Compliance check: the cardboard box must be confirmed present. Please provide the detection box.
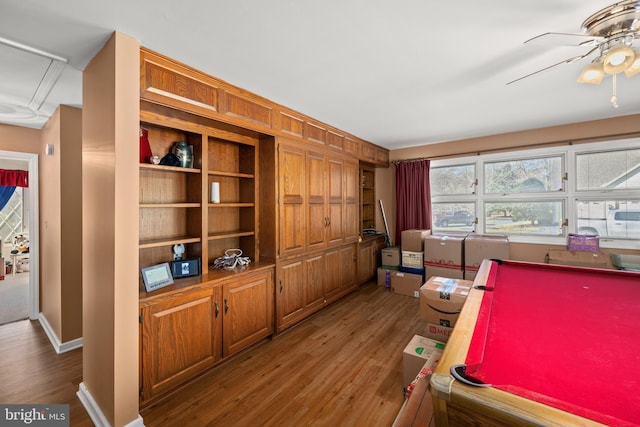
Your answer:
[377,267,397,287]
[546,249,614,269]
[426,323,454,343]
[391,271,423,298]
[399,265,425,278]
[381,247,401,267]
[424,235,465,272]
[420,277,472,327]
[402,251,424,268]
[610,253,640,271]
[402,335,445,386]
[401,229,431,252]
[425,265,465,280]
[464,234,509,280]
[567,233,599,252]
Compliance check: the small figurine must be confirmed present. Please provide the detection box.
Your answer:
[173,244,185,261]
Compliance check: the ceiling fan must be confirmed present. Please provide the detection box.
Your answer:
[507,0,640,108]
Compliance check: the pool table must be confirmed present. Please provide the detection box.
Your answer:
[430,258,640,427]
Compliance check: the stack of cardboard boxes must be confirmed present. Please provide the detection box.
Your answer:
[377,229,431,298]
[399,232,510,391]
[392,229,430,298]
[419,276,473,342]
[423,233,509,281]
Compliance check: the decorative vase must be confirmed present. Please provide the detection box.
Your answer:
[174,141,193,168]
[139,127,152,163]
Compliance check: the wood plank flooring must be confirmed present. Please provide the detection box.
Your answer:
[0,319,93,426]
[0,282,431,427]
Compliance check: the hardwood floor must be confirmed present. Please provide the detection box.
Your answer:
[0,282,430,427]
[0,319,93,426]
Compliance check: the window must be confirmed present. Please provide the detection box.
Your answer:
[430,164,476,233]
[485,200,564,236]
[430,164,475,196]
[0,187,24,244]
[430,138,640,247]
[484,156,563,193]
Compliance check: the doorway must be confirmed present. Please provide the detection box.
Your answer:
[0,151,38,325]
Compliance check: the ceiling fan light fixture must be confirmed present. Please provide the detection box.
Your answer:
[623,49,640,76]
[603,44,635,73]
[577,61,605,84]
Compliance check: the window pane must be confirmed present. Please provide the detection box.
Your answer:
[0,188,23,244]
[430,164,475,196]
[485,201,563,236]
[431,203,475,233]
[485,156,563,194]
[576,200,640,239]
[576,149,640,190]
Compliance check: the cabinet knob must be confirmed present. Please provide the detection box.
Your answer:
[214,301,219,318]
[224,298,229,314]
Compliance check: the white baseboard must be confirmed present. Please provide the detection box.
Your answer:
[77,383,145,427]
[37,312,83,354]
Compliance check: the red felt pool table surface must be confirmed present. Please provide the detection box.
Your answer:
[431,259,640,427]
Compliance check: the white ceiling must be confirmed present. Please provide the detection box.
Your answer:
[1,0,639,150]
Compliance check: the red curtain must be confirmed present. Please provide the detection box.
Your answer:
[0,169,28,187]
[395,159,431,246]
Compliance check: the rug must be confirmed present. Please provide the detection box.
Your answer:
[0,273,29,325]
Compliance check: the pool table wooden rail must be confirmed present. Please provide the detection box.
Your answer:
[430,259,606,427]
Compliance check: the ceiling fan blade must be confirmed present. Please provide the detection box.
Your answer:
[524,32,603,47]
[506,46,599,85]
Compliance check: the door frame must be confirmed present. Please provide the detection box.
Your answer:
[0,150,39,319]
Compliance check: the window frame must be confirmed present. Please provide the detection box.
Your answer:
[430,137,640,249]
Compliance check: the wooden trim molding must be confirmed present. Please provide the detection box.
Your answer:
[140,47,388,165]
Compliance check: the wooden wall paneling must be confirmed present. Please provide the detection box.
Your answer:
[222,91,273,128]
[376,147,390,167]
[327,130,344,151]
[360,142,376,163]
[278,111,305,139]
[140,49,219,116]
[344,137,360,157]
[141,48,389,166]
[305,121,327,145]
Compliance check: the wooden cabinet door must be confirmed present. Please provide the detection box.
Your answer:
[343,160,360,243]
[340,244,357,292]
[223,270,274,357]
[140,287,219,401]
[305,253,326,310]
[279,144,306,258]
[306,151,327,251]
[358,241,374,284]
[327,156,344,246]
[323,248,341,299]
[276,258,305,331]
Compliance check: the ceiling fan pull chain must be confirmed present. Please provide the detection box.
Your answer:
[610,73,619,109]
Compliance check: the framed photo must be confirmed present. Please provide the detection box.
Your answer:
[170,258,201,278]
[141,263,174,292]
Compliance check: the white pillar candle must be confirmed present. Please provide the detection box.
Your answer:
[210,182,220,203]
